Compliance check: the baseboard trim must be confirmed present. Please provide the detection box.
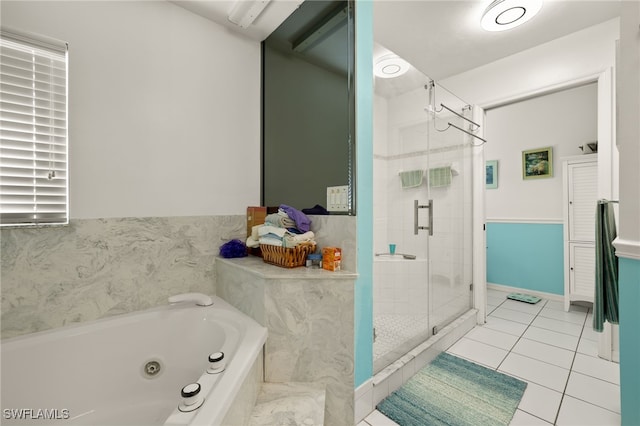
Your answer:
[355,378,373,399]
[354,378,374,424]
[487,282,564,302]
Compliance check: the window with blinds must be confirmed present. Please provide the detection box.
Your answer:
[0,31,68,226]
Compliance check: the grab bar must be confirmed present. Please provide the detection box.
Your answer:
[414,199,433,236]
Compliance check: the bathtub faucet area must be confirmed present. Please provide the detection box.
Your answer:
[168,292,213,306]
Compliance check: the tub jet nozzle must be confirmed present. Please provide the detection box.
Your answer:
[178,383,204,412]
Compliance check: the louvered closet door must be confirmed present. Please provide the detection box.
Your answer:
[569,242,596,300]
[568,162,598,242]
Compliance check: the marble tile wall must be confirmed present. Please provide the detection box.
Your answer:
[216,256,356,426]
[249,382,326,426]
[1,216,245,339]
[308,215,357,272]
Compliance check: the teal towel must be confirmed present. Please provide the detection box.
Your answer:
[429,166,452,187]
[593,200,619,332]
[399,170,423,189]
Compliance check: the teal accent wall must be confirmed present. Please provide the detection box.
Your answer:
[354,0,373,388]
[619,256,640,426]
[486,222,564,295]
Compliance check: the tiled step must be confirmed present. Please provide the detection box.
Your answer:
[248,382,326,426]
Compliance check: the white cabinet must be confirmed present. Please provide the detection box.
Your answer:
[563,156,597,311]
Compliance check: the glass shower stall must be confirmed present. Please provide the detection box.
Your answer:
[372,47,481,372]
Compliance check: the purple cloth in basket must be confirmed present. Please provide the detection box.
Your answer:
[279,204,311,233]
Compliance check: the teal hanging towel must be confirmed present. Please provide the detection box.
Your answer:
[593,200,619,332]
[428,166,452,188]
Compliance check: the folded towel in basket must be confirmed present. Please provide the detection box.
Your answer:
[265,212,296,229]
[259,236,284,247]
[258,225,287,238]
[246,235,260,248]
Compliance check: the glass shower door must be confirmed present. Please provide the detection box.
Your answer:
[371,47,477,373]
[424,88,474,334]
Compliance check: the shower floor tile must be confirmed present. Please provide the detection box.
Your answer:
[373,314,429,362]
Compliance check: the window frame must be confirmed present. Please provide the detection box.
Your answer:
[0,29,69,227]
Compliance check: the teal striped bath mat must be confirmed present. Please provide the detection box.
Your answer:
[377,352,527,426]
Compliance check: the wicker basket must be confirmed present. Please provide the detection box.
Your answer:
[260,242,316,268]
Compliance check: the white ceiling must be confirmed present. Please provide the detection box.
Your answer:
[169,0,304,41]
[373,0,621,81]
[172,0,622,90]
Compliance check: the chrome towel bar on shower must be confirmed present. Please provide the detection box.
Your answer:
[439,103,481,129]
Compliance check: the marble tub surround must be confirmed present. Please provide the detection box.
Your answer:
[222,348,264,426]
[1,215,245,339]
[249,382,326,426]
[216,256,356,426]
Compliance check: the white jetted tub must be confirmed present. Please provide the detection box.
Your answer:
[1,294,267,425]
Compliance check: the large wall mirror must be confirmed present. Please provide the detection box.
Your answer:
[262,0,355,214]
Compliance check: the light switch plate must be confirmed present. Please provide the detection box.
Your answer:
[327,185,349,212]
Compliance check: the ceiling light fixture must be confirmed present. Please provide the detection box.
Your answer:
[481,0,542,32]
[374,55,410,79]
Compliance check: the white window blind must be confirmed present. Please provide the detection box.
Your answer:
[0,31,68,226]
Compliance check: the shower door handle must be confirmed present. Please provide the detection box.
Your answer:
[414,199,433,236]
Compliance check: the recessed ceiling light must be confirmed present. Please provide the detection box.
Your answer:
[374,56,410,79]
[481,0,542,32]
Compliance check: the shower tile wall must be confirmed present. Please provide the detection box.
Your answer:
[429,145,473,277]
[373,259,429,316]
[373,95,390,254]
[0,216,245,339]
[373,94,473,310]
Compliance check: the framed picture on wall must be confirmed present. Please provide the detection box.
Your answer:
[522,147,553,179]
[486,160,498,189]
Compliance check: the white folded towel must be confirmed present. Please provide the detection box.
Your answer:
[246,236,260,248]
[265,212,296,229]
[251,225,261,241]
[257,225,315,248]
[259,236,283,247]
[258,225,287,238]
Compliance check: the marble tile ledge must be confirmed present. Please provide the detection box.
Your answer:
[216,256,358,280]
[248,382,326,426]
